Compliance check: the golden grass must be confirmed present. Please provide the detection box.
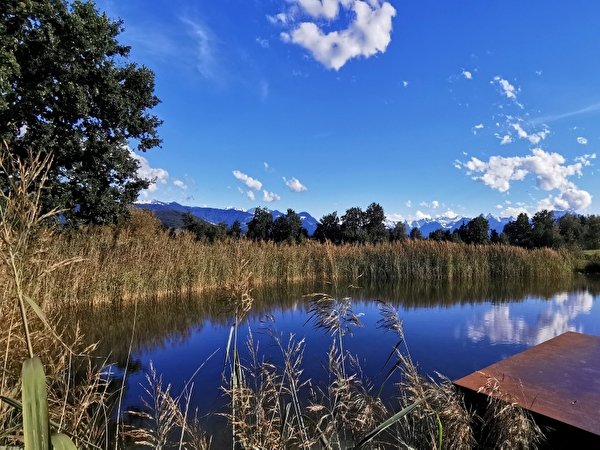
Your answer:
[30,208,577,307]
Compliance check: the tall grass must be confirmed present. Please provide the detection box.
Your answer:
[37,209,576,306]
[0,149,113,448]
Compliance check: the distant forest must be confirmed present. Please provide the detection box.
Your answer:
[162,203,600,250]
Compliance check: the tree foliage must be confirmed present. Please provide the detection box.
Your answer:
[314,211,341,244]
[1,0,162,226]
[246,207,273,242]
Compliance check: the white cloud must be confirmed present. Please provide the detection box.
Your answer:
[263,190,281,202]
[499,134,513,145]
[267,13,289,25]
[472,124,484,135]
[462,149,593,211]
[280,0,396,70]
[502,206,529,217]
[402,80,408,87]
[414,211,431,221]
[284,177,308,192]
[577,137,588,145]
[510,123,550,145]
[173,179,187,190]
[462,70,473,80]
[405,200,412,207]
[247,190,256,201]
[538,189,592,212]
[256,38,269,48]
[237,187,244,194]
[440,209,457,218]
[130,150,169,193]
[181,18,220,80]
[233,170,262,190]
[575,153,596,166]
[493,76,518,100]
[419,200,439,209]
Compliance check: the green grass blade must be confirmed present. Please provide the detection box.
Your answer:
[437,413,443,449]
[22,356,51,450]
[50,433,78,450]
[352,395,431,449]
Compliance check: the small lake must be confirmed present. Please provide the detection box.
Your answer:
[76,275,600,442]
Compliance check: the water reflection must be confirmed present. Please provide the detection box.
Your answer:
[467,291,594,346]
[64,275,600,369]
[59,274,600,442]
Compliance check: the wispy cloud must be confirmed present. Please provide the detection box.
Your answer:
[263,190,281,202]
[247,190,256,201]
[577,137,588,145]
[181,17,222,81]
[462,149,594,211]
[233,170,262,190]
[531,102,600,125]
[277,0,396,70]
[284,177,308,192]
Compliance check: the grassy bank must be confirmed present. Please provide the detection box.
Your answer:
[37,209,576,306]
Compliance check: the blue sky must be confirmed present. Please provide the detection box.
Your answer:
[95,0,599,222]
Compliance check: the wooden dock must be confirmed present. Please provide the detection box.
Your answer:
[454,331,600,437]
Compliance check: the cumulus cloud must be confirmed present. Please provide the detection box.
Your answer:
[577,137,588,145]
[462,70,473,79]
[502,206,529,217]
[414,211,431,221]
[402,80,408,87]
[130,150,169,193]
[263,190,281,202]
[284,177,308,192]
[440,209,458,218]
[278,0,396,70]
[462,149,594,211]
[233,170,262,190]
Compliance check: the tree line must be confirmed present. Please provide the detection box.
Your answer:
[182,203,600,251]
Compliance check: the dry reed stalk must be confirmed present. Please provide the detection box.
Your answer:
[0,147,116,448]
[478,376,545,450]
[377,301,475,449]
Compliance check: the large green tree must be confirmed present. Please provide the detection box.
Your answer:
[1,0,162,225]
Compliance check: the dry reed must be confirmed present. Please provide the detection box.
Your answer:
[33,210,576,307]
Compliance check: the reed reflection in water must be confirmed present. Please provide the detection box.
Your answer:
[67,275,600,440]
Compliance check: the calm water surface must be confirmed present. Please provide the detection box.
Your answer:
[84,275,600,437]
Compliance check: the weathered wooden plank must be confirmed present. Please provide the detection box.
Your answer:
[454,331,600,436]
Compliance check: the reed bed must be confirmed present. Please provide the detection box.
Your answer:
[35,208,576,307]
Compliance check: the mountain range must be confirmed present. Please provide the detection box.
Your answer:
[136,201,518,236]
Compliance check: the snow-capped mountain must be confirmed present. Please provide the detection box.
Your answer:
[402,213,514,236]
[137,201,519,237]
[136,201,319,235]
